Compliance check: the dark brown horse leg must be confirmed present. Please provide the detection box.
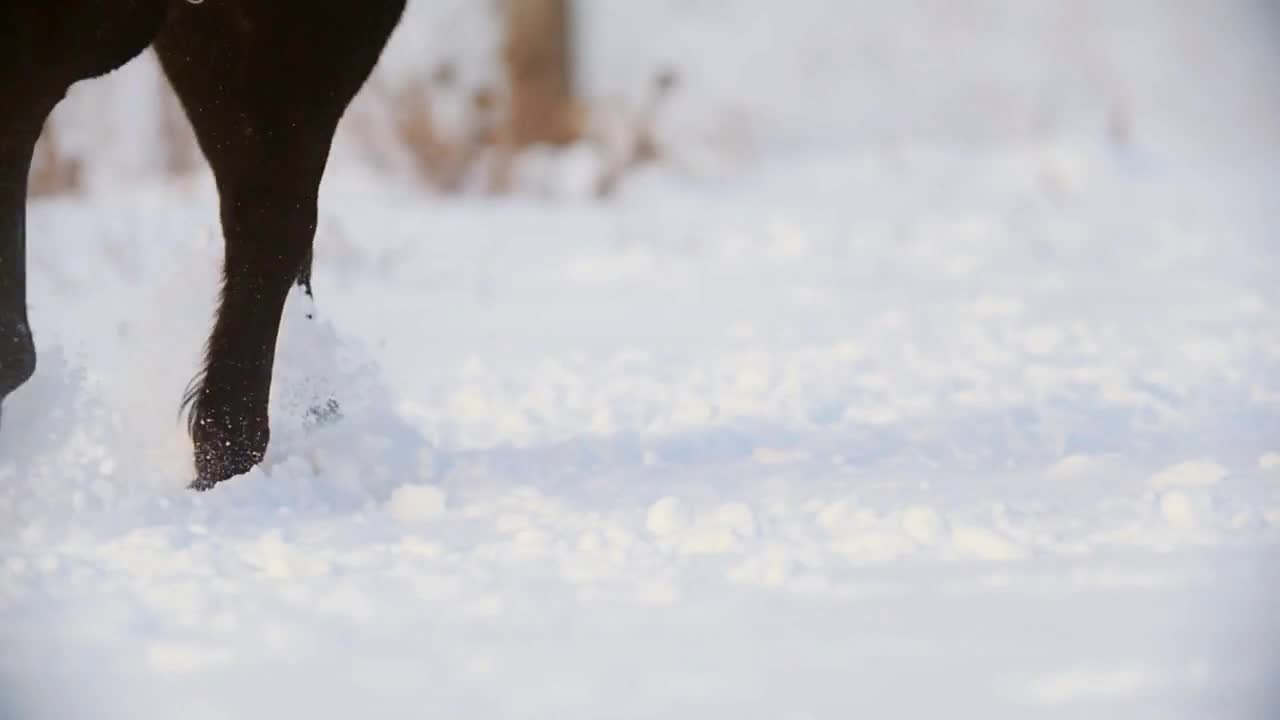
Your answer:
[160,86,328,487]
[184,156,323,489]
[154,0,404,489]
[0,85,64,419]
[2,1,172,429]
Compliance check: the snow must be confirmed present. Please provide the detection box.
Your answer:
[8,140,1279,719]
[1260,453,1280,472]
[1149,460,1230,490]
[6,2,1280,719]
[386,483,449,524]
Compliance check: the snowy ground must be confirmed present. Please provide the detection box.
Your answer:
[5,3,1280,716]
[3,132,1279,718]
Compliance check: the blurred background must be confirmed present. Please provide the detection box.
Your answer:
[31,0,1280,199]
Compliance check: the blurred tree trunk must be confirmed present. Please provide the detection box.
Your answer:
[502,0,578,147]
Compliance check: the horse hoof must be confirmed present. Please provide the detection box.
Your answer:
[190,440,265,491]
[188,463,258,492]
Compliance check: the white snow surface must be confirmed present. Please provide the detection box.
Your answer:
[6,2,1280,718]
[4,137,1279,719]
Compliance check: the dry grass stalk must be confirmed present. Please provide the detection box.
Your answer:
[29,121,83,197]
[389,62,501,193]
[160,75,199,177]
[356,2,680,197]
[593,68,678,198]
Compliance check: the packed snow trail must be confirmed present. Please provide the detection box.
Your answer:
[2,141,1279,718]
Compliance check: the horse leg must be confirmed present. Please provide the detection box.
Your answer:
[154,0,404,489]
[1,1,172,431]
[0,90,58,420]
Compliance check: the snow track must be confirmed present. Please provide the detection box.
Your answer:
[2,142,1279,718]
